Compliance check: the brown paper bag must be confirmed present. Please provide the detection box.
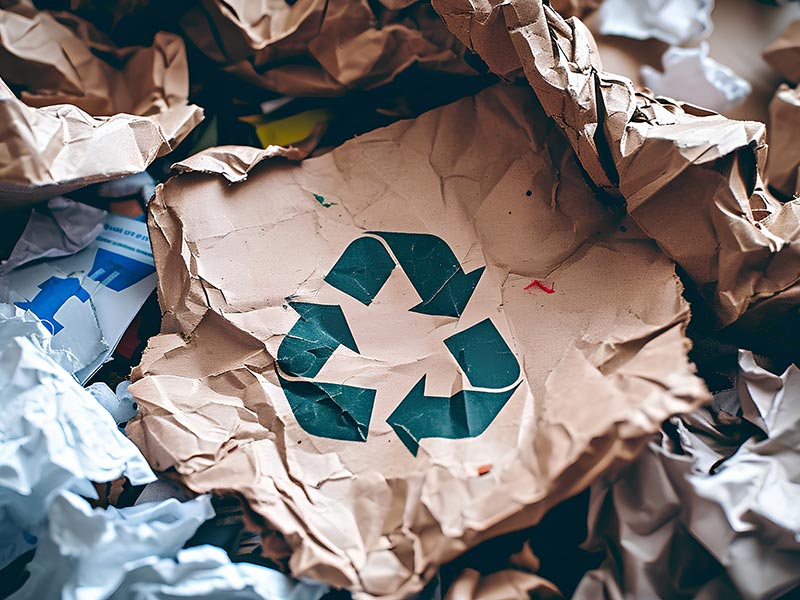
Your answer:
[179,0,475,96]
[127,84,707,598]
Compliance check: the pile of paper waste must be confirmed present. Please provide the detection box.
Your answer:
[2,0,800,598]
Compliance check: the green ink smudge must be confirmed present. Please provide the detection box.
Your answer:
[313,193,335,208]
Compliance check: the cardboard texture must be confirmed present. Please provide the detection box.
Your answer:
[128,84,708,598]
[764,20,800,84]
[179,0,475,96]
[767,83,800,198]
[431,0,800,328]
[0,77,202,208]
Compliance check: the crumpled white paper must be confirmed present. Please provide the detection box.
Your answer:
[87,381,140,430]
[642,42,752,113]
[0,304,155,570]
[11,492,213,600]
[0,197,106,273]
[598,0,714,45]
[10,490,329,600]
[574,350,800,600]
[109,545,330,600]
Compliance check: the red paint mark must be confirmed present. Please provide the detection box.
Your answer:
[524,280,555,294]
[477,464,492,476]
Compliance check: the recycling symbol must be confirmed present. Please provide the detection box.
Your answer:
[276,232,521,455]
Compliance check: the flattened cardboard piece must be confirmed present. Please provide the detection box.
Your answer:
[767,84,800,198]
[764,20,800,84]
[180,0,474,96]
[0,6,190,116]
[0,78,202,208]
[0,213,157,381]
[128,85,707,598]
[432,0,800,328]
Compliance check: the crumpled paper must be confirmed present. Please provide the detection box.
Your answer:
[179,0,475,96]
[0,3,188,116]
[11,492,214,600]
[444,543,561,599]
[432,0,800,328]
[87,381,140,430]
[108,545,330,600]
[597,0,713,45]
[127,84,708,598]
[573,350,800,600]
[549,0,601,19]
[0,197,106,273]
[766,83,800,198]
[641,42,751,113]
[763,19,800,84]
[0,76,202,208]
[0,304,155,570]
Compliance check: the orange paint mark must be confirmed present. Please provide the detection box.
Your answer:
[477,464,492,476]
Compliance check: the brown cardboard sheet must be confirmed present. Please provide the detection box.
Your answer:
[127,84,708,598]
[432,0,800,329]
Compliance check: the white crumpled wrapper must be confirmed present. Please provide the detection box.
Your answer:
[642,42,752,113]
[575,350,800,600]
[10,490,329,600]
[0,304,155,569]
[598,0,714,45]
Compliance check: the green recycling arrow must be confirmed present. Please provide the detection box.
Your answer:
[277,302,359,378]
[276,232,521,453]
[387,377,520,455]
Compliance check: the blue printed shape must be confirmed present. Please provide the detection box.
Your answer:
[15,276,90,335]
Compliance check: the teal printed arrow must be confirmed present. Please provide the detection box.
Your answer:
[371,232,484,318]
[443,319,520,389]
[324,237,396,305]
[386,376,520,455]
[277,302,359,378]
[278,374,375,442]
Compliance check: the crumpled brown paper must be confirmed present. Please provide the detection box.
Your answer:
[0,2,189,116]
[764,20,800,84]
[127,84,708,598]
[0,77,202,208]
[549,0,601,19]
[179,0,475,96]
[444,542,562,600]
[432,0,800,328]
[574,350,800,600]
[767,84,800,198]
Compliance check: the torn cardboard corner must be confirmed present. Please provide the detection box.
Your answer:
[764,20,800,84]
[180,0,475,96]
[432,0,800,329]
[0,77,202,208]
[767,83,800,198]
[128,84,708,599]
[574,350,800,600]
[0,4,189,116]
